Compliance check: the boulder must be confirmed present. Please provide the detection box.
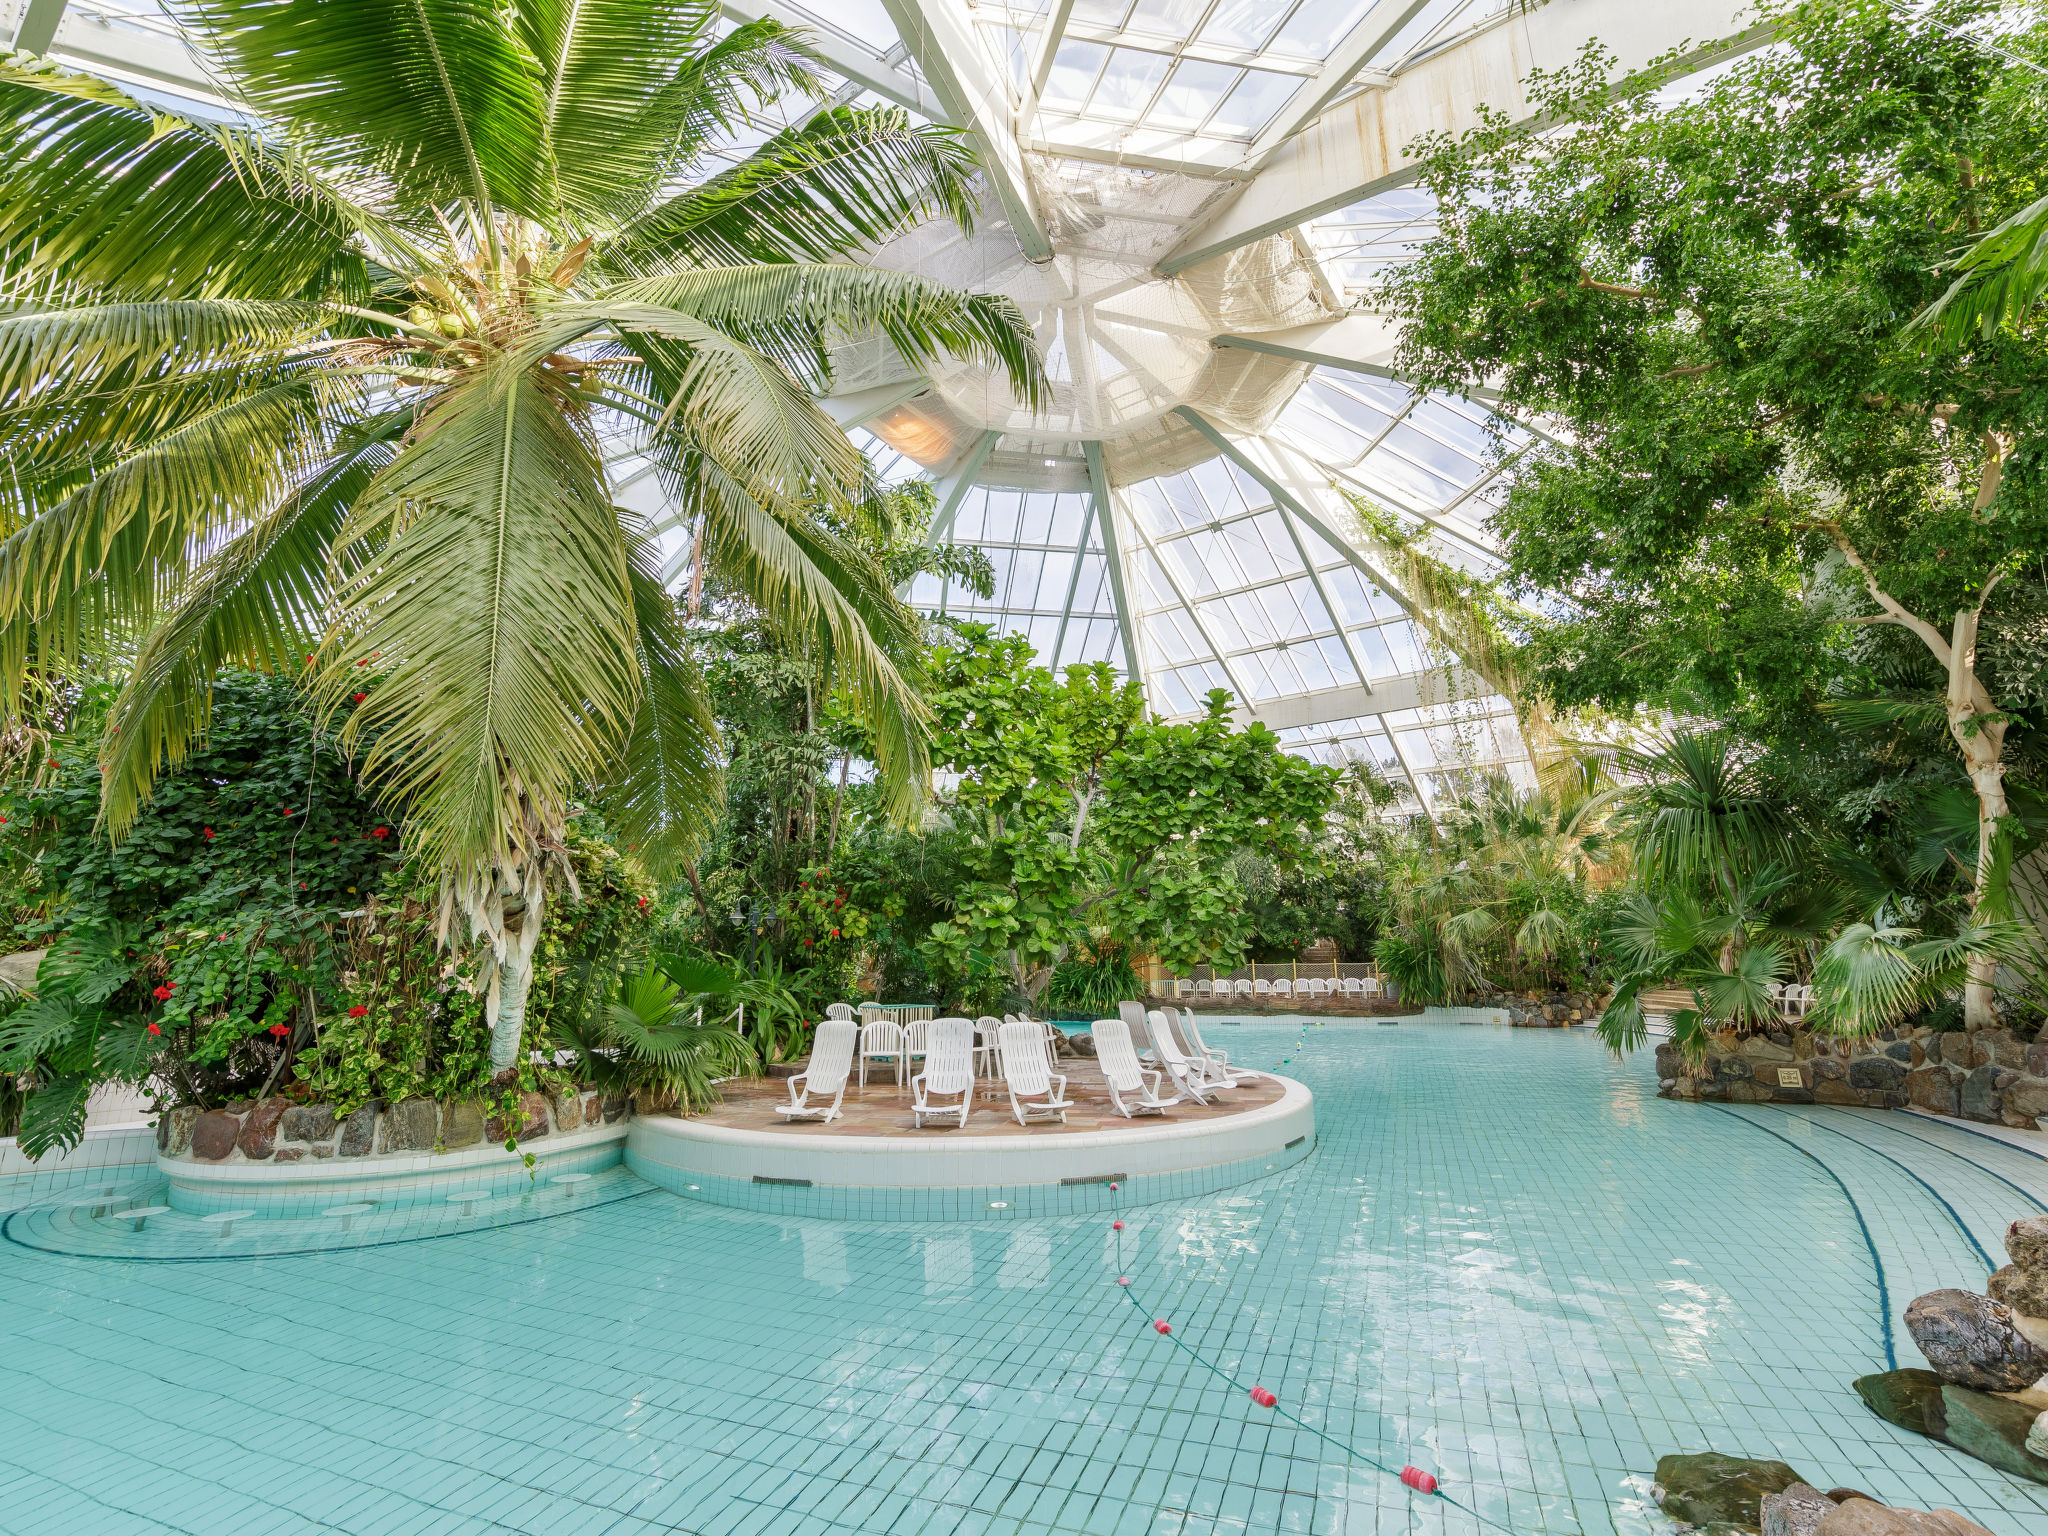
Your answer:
[1849,1057,1906,1091]
[1883,1040,1916,1064]
[188,1110,238,1161]
[1940,1031,1975,1068]
[1959,1064,2001,1123]
[1904,1289,2048,1390]
[338,1101,379,1157]
[1937,1385,2048,1484]
[1817,1505,1995,1536]
[1853,1369,1948,1437]
[272,1146,304,1162]
[2009,1216,2048,1275]
[1987,1264,2048,1319]
[281,1104,335,1143]
[1718,1055,1756,1082]
[156,1105,199,1155]
[1986,1029,2029,1070]
[440,1100,484,1148]
[1655,1452,1807,1528]
[377,1097,438,1153]
[1814,1079,1864,1106]
[487,1092,549,1141]
[2028,1038,2048,1077]
[237,1096,289,1159]
[1813,1056,1847,1081]
[1907,1067,1960,1116]
[1742,1034,1797,1063]
[0,948,44,992]
[581,1091,603,1128]
[602,1094,629,1124]
[2029,1406,2048,1460]
[554,1091,583,1132]
[1763,1484,1838,1536]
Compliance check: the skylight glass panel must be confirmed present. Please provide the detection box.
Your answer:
[1093,48,1172,116]
[1265,0,1379,60]
[1151,60,1243,131]
[1072,0,1136,24]
[1043,41,1111,110]
[847,427,920,486]
[1125,0,1214,38]
[1205,68,1299,137]
[1197,0,1285,50]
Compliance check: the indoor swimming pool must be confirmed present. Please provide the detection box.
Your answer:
[6,1020,2046,1536]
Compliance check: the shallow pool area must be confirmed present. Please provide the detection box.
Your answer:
[6,1019,2048,1536]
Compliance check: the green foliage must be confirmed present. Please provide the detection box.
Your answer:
[1042,941,1143,1020]
[547,953,754,1114]
[922,627,1339,1004]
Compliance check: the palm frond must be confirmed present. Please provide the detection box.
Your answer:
[516,3,814,226]
[1910,191,2048,347]
[189,0,554,224]
[604,106,979,272]
[97,411,407,837]
[1810,920,1925,1037]
[593,531,724,877]
[1693,943,1787,1029]
[327,359,640,877]
[0,55,413,296]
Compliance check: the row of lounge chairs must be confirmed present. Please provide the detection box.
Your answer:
[1173,975,1383,1001]
[776,1003,1258,1130]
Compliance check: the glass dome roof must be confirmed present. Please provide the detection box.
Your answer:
[10,0,1769,812]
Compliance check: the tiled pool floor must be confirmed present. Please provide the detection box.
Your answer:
[5,1020,2047,1536]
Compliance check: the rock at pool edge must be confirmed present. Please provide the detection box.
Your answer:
[1938,1386,2048,1485]
[1853,1370,1948,1438]
[1655,1452,1808,1528]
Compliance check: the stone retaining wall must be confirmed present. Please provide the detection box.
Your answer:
[1657,1024,2048,1130]
[156,1086,630,1164]
[1474,991,1602,1027]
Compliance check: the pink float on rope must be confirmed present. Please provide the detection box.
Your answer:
[1112,1220,1123,1230]
[1153,1320,1172,1335]
[1400,1467,1439,1495]
[1248,1387,1277,1408]
[1117,1277,1130,1286]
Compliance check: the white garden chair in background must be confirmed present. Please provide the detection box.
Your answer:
[999,1021,1071,1126]
[825,1003,857,1021]
[974,1016,1004,1078]
[1340,977,1362,999]
[899,1017,929,1077]
[1146,1009,1213,1105]
[1119,1000,1152,1059]
[1270,977,1292,1000]
[913,1018,976,1129]
[1361,977,1382,1000]
[1093,1018,1180,1117]
[777,1020,856,1122]
[856,1018,902,1088]
[1253,977,1271,999]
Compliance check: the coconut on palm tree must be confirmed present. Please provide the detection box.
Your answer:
[0,1,1042,1068]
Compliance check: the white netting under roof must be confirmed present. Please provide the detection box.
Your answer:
[832,160,1331,478]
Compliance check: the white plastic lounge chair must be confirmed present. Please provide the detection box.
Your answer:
[778,1019,856,1122]
[1146,1010,1213,1105]
[1118,999,1153,1060]
[857,1018,902,1088]
[1178,1008,1255,1089]
[1000,1021,1071,1126]
[974,1016,1004,1077]
[1093,1017,1181,1117]
[825,1003,857,1021]
[913,1018,976,1128]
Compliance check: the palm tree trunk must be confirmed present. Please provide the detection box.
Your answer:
[1947,605,2011,1032]
[489,942,532,1070]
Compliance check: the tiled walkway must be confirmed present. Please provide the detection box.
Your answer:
[4,1020,2046,1536]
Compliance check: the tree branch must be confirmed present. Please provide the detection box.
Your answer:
[1819,521,1954,665]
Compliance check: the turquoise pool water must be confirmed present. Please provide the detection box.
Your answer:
[6,1020,2048,1536]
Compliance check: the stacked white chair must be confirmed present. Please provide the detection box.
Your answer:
[1146,1009,1213,1105]
[913,1018,976,1128]
[974,1016,1004,1077]
[777,1019,856,1122]
[999,1020,1072,1126]
[1119,999,1153,1059]
[1178,1008,1252,1090]
[1093,1017,1180,1117]
[856,1018,902,1088]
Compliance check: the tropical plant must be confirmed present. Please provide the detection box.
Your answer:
[0,920,159,1157]
[0,0,1043,1070]
[1042,941,1143,1020]
[547,953,753,1114]
[1377,0,2048,1026]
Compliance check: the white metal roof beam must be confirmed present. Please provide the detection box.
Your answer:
[720,1,940,115]
[921,429,1002,549]
[878,0,1053,261]
[1084,442,1145,684]
[1159,0,1772,275]
[1245,0,1431,172]
[13,0,67,54]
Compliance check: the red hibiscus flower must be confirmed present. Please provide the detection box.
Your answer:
[151,984,175,1001]
[147,1022,161,1036]
[268,1024,290,1038]
[281,807,294,816]
[371,827,390,839]
[802,937,814,947]
[347,1005,369,1018]
[352,692,367,704]
[202,827,214,839]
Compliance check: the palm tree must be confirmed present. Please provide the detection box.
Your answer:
[0,2,1043,1069]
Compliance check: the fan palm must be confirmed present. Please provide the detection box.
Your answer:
[0,2,1043,1068]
